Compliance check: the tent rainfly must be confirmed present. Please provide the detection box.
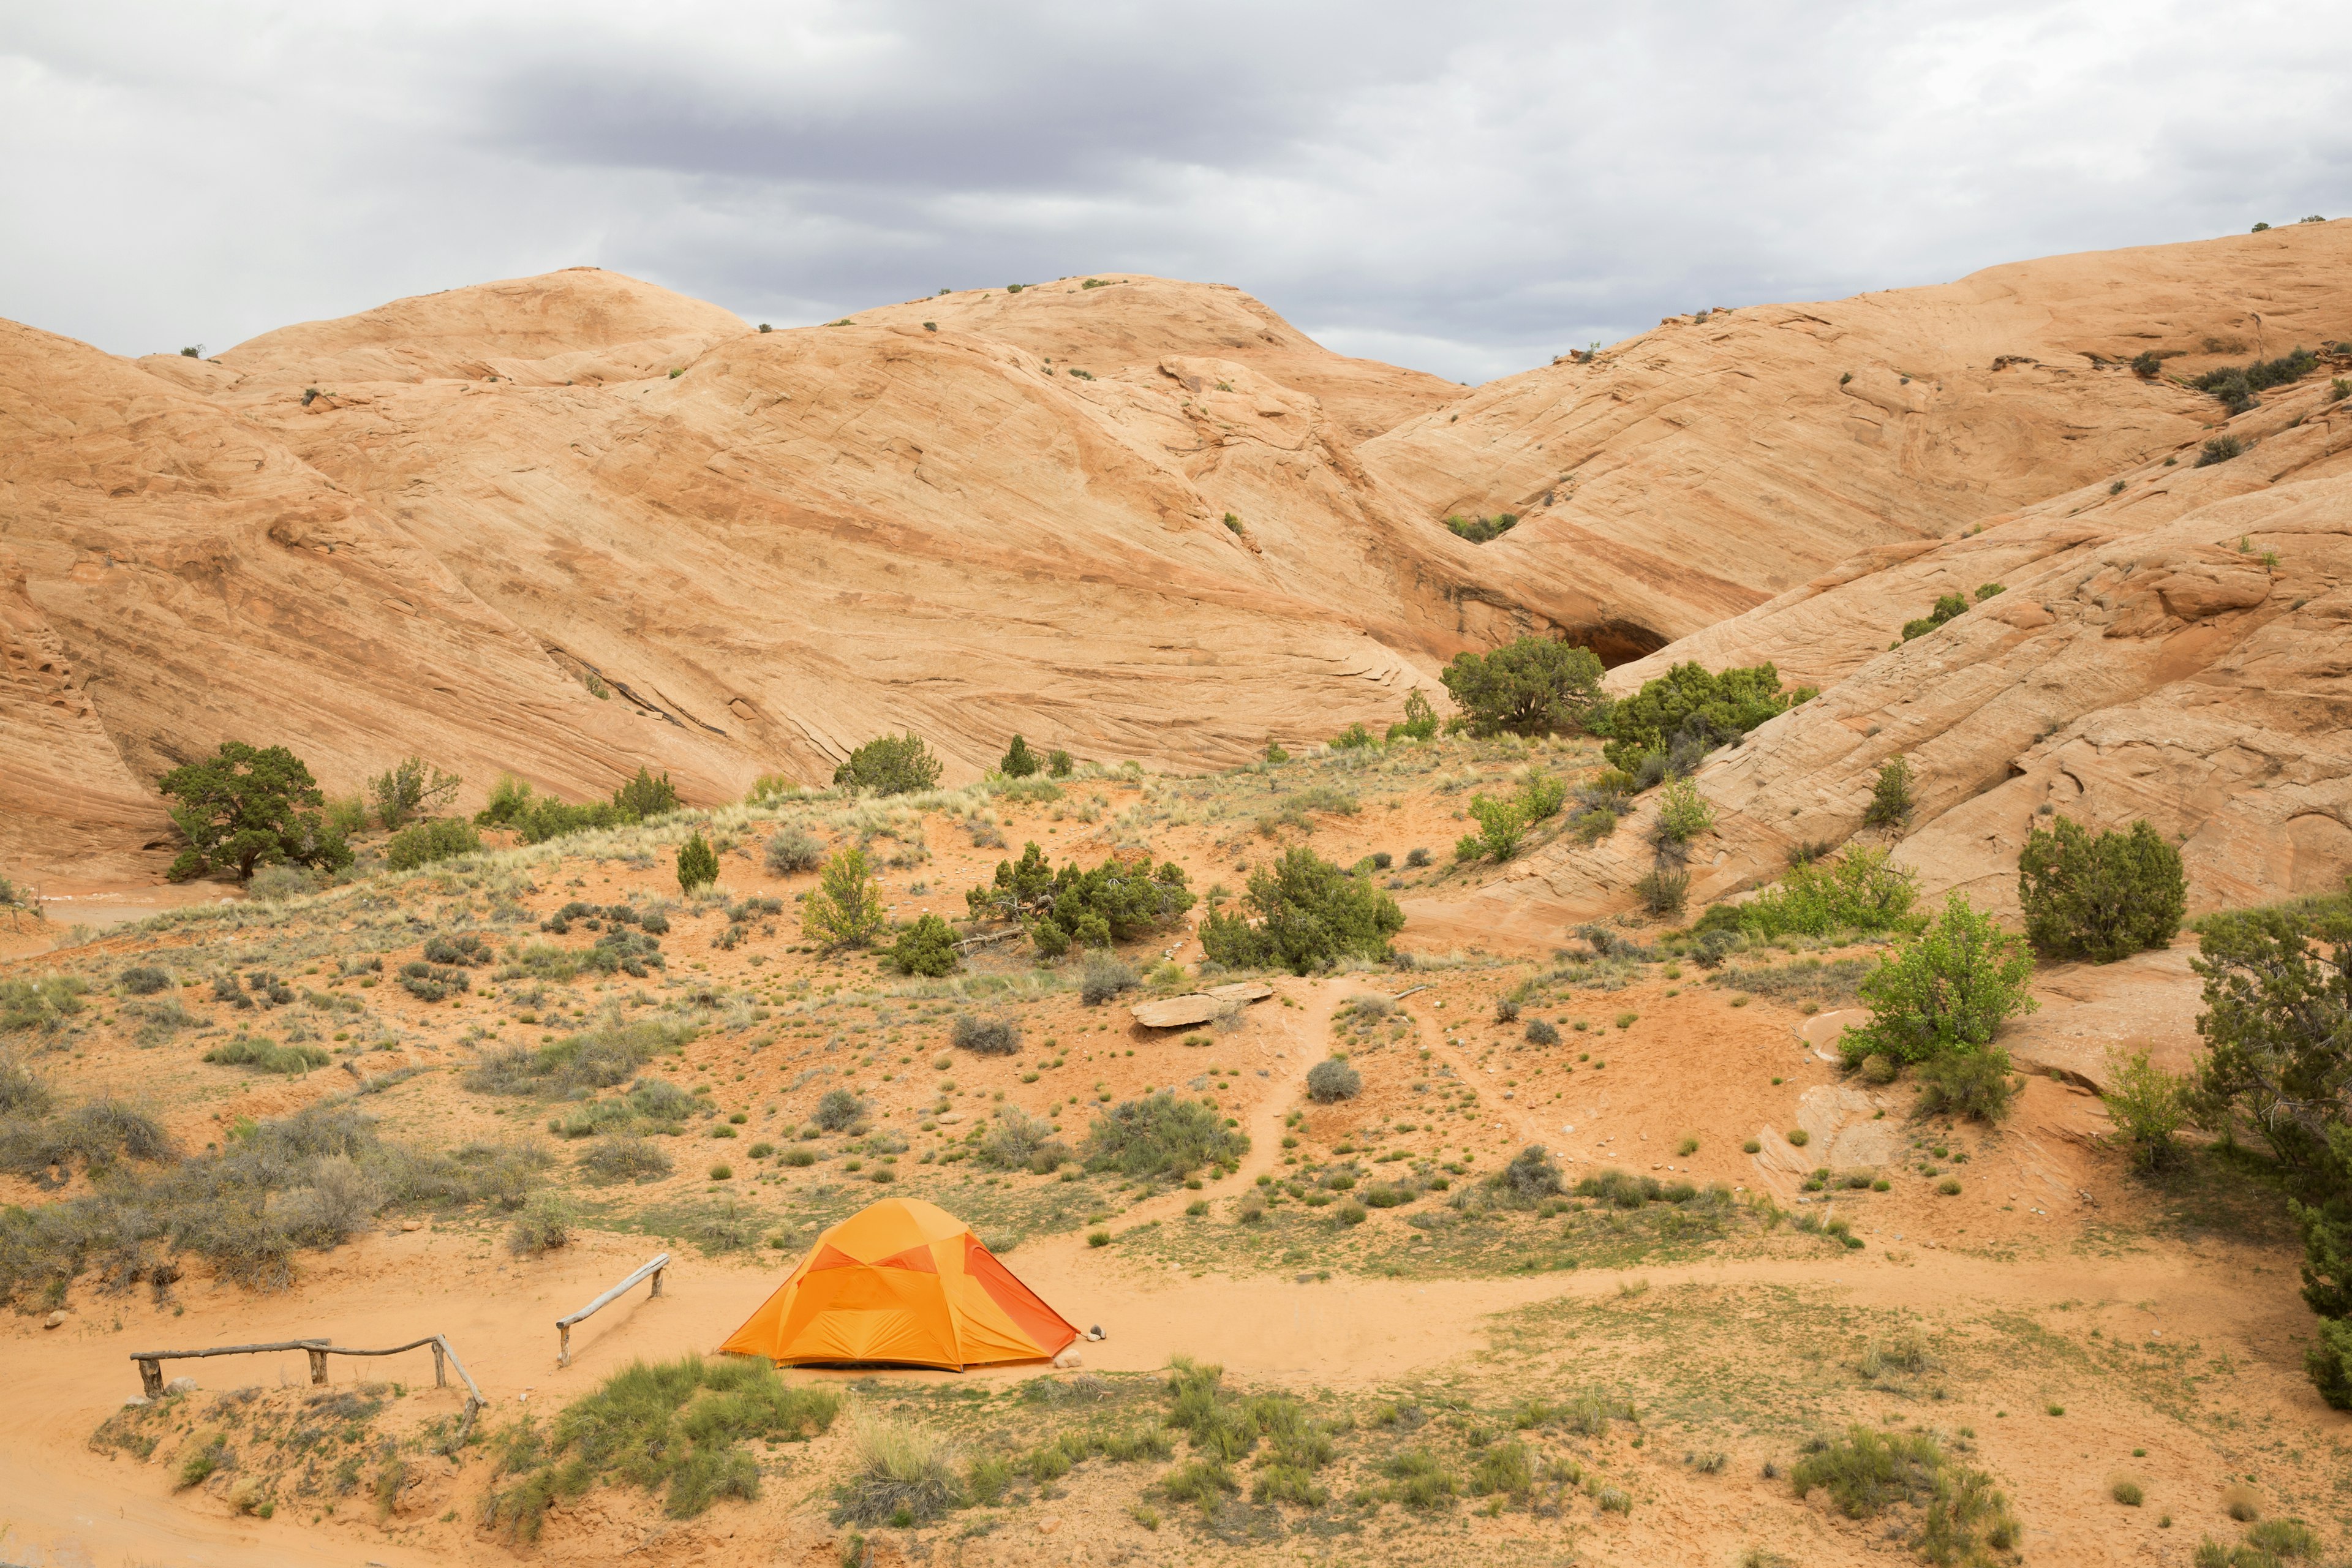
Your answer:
[720,1197,1079,1370]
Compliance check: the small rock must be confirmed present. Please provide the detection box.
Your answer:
[1085,1324,1106,1341]
[122,1395,151,1409]
[1036,1516,1063,1536]
[1052,1347,1084,1369]
[400,1219,422,1232]
[165,1376,199,1395]
[43,1310,66,1329]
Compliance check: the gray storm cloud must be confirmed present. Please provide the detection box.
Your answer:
[2,0,2346,382]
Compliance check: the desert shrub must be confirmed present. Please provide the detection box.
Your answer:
[833,734,943,796]
[612,767,682,820]
[423,932,493,967]
[1197,849,1404,974]
[1470,1441,1534,1498]
[1080,951,1140,1006]
[1864,755,1914,829]
[1912,1047,2016,1123]
[1502,1144,1564,1200]
[2195,346,2318,415]
[508,1195,573,1256]
[2244,1519,2321,1557]
[885,915,959,978]
[119,967,171,996]
[1443,512,1520,545]
[368,755,461,831]
[813,1088,867,1132]
[576,1136,674,1185]
[1439,637,1605,736]
[398,960,472,1001]
[968,844,1193,952]
[465,1021,690,1097]
[675,832,720,893]
[1387,688,1441,743]
[1381,1449,1458,1509]
[998,734,1040,777]
[1588,661,1816,774]
[1739,846,1920,939]
[1790,1427,2010,1546]
[245,863,318,902]
[951,1014,1020,1055]
[203,1036,331,1074]
[2018,816,2186,962]
[2131,350,2163,377]
[487,1355,837,1536]
[0,1096,171,1178]
[1525,1017,1560,1046]
[1839,895,2035,1066]
[1,976,85,1036]
[1899,592,1973,643]
[765,827,824,875]
[479,780,628,843]
[979,1106,1069,1172]
[1305,1057,1362,1103]
[582,929,665,978]
[2101,1049,2192,1173]
[1654,778,1715,843]
[1636,867,1690,918]
[833,1412,957,1526]
[159,741,352,883]
[804,848,886,948]
[1330,722,1376,750]
[1086,1091,1247,1182]
[2196,435,2243,467]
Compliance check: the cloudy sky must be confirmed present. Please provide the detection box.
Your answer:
[4,1,2346,383]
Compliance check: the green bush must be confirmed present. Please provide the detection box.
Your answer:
[159,742,352,883]
[765,827,823,875]
[1386,688,1440,743]
[385,817,480,870]
[2196,435,2243,467]
[1839,894,2036,1066]
[1899,592,1972,642]
[1306,1057,1362,1102]
[1085,1091,1247,1182]
[803,848,887,948]
[612,767,682,820]
[1912,1046,2016,1123]
[1443,512,1520,544]
[2101,1049,2192,1173]
[675,832,720,893]
[1588,661,1815,774]
[2018,817,2185,962]
[1739,846,1920,939]
[486,1355,837,1537]
[965,844,1192,953]
[2188,893,2352,1404]
[1330,722,1375,750]
[998,735,1040,777]
[2194,346,2318,415]
[368,756,461,831]
[834,734,943,796]
[1439,638,1605,737]
[1198,849,1403,974]
[886,914,960,977]
[1863,755,1914,829]
[203,1036,331,1074]
[1655,778,1714,843]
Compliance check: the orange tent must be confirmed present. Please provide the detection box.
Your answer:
[720,1197,1079,1370]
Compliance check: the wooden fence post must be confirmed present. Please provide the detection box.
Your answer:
[652,1264,665,1298]
[431,1340,448,1388]
[307,1348,328,1385]
[138,1359,162,1398]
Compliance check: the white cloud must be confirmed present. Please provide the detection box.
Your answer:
[3,0,2345,381]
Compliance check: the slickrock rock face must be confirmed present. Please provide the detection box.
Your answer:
[4,225,2347,897]
[1411,323,2352,946]
[1360,222,2352,659]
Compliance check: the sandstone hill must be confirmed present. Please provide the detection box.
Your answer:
[3,225,2347,890]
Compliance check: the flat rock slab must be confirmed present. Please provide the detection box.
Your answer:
[1130,982,1274,1028]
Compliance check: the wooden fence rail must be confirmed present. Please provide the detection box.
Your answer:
[556,1253,669,1367]
[129,1334,485,1428]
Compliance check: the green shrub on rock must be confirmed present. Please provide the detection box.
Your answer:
[2017,816,2185,963]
